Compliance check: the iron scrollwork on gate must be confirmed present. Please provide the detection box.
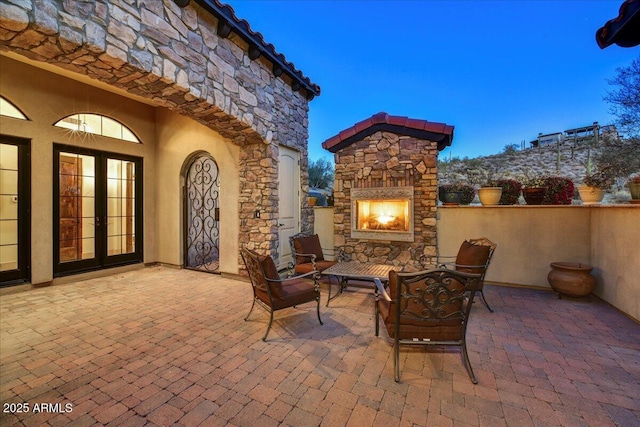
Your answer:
[186,155,220,272]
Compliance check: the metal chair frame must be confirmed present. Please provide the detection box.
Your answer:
[241,248,322,341]
[374,269,482,383]
[437,237,497,312]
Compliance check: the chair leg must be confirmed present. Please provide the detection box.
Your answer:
[316,294,323,325]
[374,298,380,337]
[326,275,333,307]
[479,290,494,312]
[262,310,274,342]
[394,340,401,382]
[245,298,256,321]
[461,341,478,384]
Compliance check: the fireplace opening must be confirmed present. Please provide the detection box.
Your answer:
[355,199,409,231]
[350,186,414,242]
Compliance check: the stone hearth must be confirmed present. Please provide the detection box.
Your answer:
[322,112,454,271]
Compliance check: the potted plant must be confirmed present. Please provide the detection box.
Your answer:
[628,174,640,203]
[496,178,522,205]
[542,176,574,205]
[457,183,476,205]
[438,184,463,205]
[521,175,547,205]
[477,180,502,206]
[327,190,335,206]
[578,167,614,205]
[438,182,476,206]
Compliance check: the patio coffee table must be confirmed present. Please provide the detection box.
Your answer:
[320,261,401,306]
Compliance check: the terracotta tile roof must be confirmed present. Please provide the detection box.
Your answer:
[596,0,640,48]
[321,112,454,153]
[183,0,321,99]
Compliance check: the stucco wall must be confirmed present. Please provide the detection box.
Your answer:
[0,56,157,284]
[315,205,640,321]
[590,208,640,321]
[312,207,335,261]
[155,108,240,273]
[437,206,592,287]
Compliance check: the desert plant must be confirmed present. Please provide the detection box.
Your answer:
[594,137,640,180]
[542,176,574,205]
[521,175,548,189]
[496,179,522,205]
[583,167,615,189]
[457,184,476,205]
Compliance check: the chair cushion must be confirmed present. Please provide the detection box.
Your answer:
[455,240,490,275]
[258,254,284,299]
[293,234,324,264]
[294,259,337,274]
[271,277,318,310]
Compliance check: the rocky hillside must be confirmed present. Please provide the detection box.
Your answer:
[440,144,595,183]
[437,141,636,203]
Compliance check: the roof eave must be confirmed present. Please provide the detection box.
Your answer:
[596,0,640,49]
[322,120,453,153]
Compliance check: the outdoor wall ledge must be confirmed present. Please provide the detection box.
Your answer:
[437,204,640,208]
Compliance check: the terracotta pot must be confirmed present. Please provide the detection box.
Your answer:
[547,262,596,298]
[577,185,605,205]
[522,187,546,205]
[478,187,502,206]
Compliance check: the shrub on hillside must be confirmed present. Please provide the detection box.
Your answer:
[543,177,574,205]
[496,179,522,205]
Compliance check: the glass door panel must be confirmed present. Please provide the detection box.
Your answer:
[0,144,18,272]
[0,138,29,284]
[107,159,135,256]
[59,153,96,262]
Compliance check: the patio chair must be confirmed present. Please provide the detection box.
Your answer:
[374,269,482,383]
[437,238,497,312]
[240,248,322,341]
[289,233,338,275]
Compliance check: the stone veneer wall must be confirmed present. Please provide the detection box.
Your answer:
[0,0,313,263]
[333,131,439,271]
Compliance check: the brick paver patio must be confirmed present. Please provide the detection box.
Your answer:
[1,266,639,426]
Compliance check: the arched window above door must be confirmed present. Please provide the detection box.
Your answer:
[0,96,28,120]
[54,113,140,143]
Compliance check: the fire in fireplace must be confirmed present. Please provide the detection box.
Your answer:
[355,199,409,231]
[351,187,414,242]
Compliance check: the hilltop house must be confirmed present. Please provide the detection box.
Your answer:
[0,0,319,286]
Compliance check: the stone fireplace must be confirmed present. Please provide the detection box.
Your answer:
[322,112,454,271]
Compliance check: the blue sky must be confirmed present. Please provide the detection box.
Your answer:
[227,1,638,161]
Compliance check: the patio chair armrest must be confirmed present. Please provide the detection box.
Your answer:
[444,262,488,269]
[373,278,392,302]
[278,270,320,283]
[295,252,317,268]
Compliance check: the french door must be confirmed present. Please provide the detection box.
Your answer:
[0,136,30,285]
[53,145,143,276]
